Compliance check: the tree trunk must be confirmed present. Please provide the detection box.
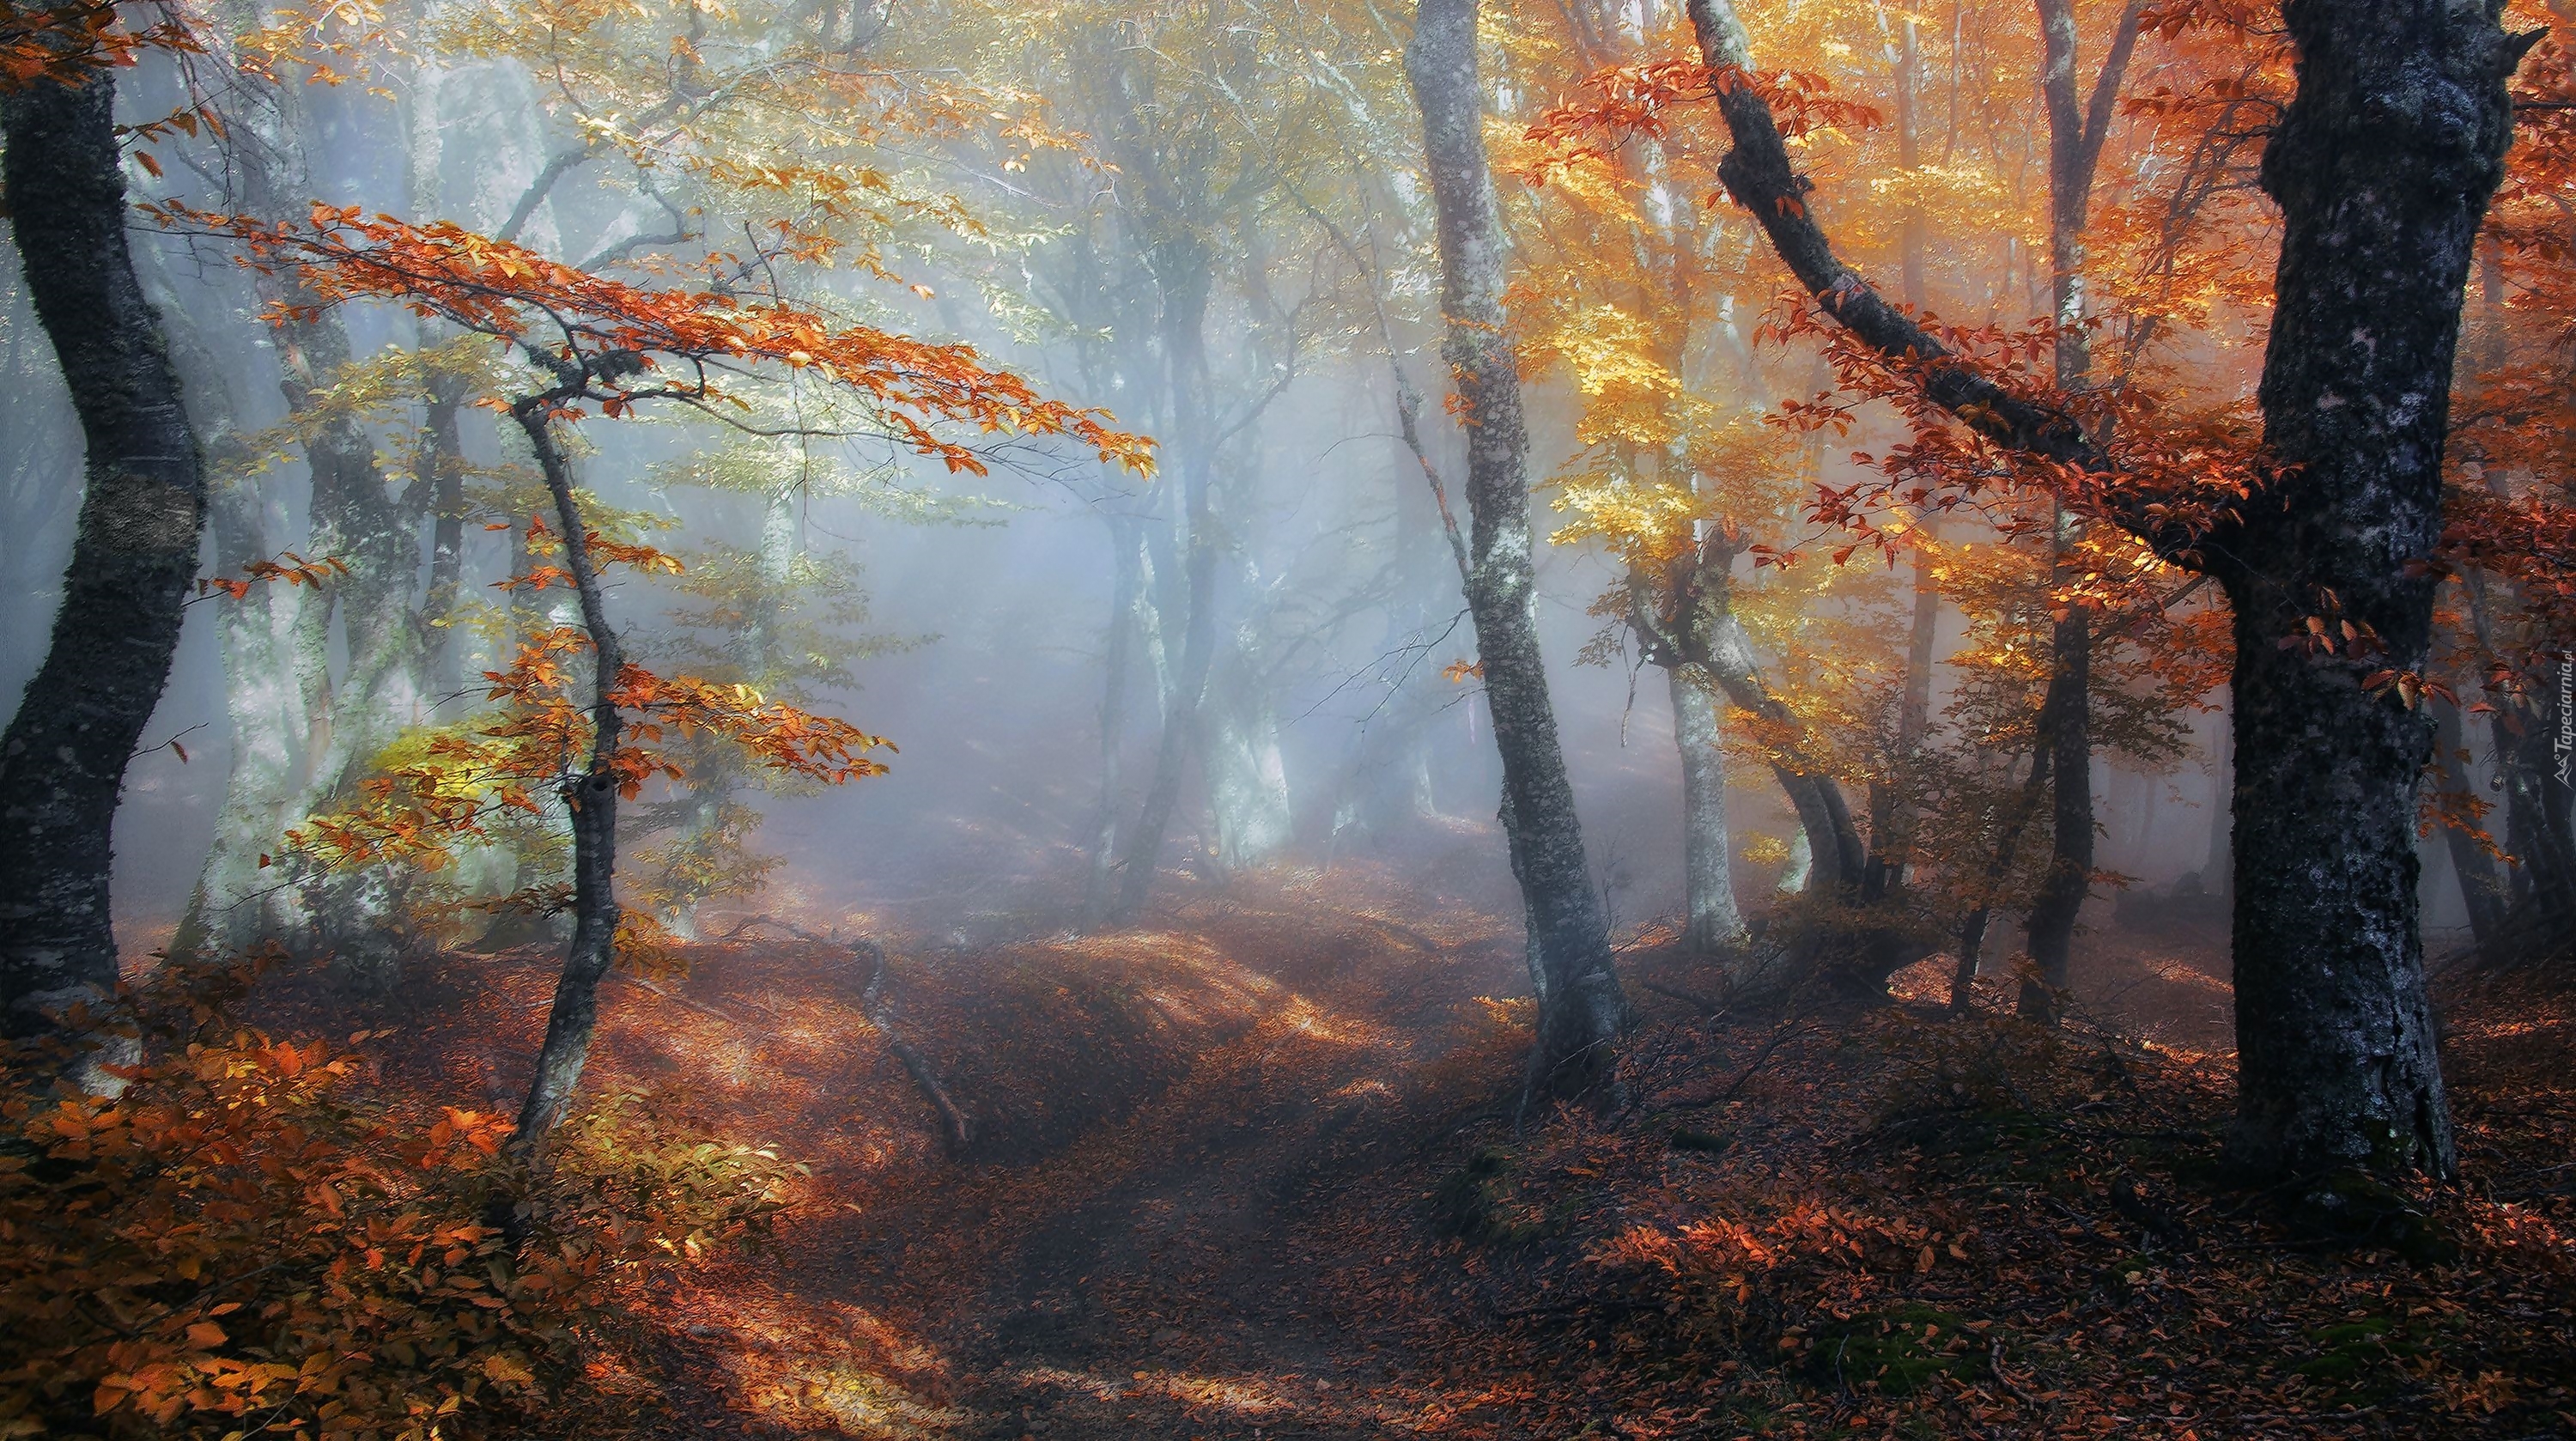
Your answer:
[1081,513,1140,927]
[2432,699,2508,953]
[1206,648,1293,874]
[2216,0,2532,1180]
[1109,261,1219,923]
[1670,665,1746,952]
[173,459,311,960]
[416,368,470,701]
[0,68,209,1073]
[156,302,307,963]
[1700,605,1869,892]
[2019,573,2093,1024]
[1686,0,2527,1179]
[508,400,626,1146]
[1950,743,2055,1012]
[2019,0,2148,1023]
[1864,526,1940,901]
[1408,0,1625,1101]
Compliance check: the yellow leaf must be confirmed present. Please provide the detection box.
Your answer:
[482,1352,536,1384]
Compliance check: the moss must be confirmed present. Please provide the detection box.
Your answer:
[2285,1170,2462,1266]
[2291,1316,2426,1401]
[1431,1146,1542,1243]
[1802,1304,1984,1396]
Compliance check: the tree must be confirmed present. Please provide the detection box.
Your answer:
[0,16,208,1085]
[1677,0,2535,1177]
[170,200,1145,1141]
[2017,0,2148,1026]
[1407,0,1625,1102]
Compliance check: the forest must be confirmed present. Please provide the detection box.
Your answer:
[2,0,2573,1435]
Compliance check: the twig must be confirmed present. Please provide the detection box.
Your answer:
[1650,1017,1818,1114]
[1640,980,1728,1017]
[1990,1335,2041,1406]
[615,972,739,1025]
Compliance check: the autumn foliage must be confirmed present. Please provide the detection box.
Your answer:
[149,201,1152,477]
[0,961,794,1441]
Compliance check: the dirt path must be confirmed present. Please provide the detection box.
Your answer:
[644,878,1538,1440]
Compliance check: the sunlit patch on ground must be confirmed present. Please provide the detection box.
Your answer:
[237,857,2576,1438]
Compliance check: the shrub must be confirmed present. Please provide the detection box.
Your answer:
[0,962,793,1440]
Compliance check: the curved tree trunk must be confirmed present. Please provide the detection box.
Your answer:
[1408,0,1625,1102]
[0,67,209,1075]
[508,399,626,1147]
[1686,0,2527,1179]
[1700,607,1868,891]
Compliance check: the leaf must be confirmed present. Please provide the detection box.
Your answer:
[483,1351,537,1384]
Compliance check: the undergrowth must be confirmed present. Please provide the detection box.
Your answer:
[0,958,796,1440]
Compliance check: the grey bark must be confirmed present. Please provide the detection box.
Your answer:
[2433,699,2509,953]
[0,66,210,1076]
[2214,0,2533,1179]
[1108,285,1219,922]
[1082,513,1140,927]
[2020,0,2148,1025]
[508,392,626,1146]
[1669,666,1747,951]
[1689,0,2529,1178]
[1408,0,1625,1100]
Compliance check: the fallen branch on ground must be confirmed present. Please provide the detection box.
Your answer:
[1650,1016,1818,1114]
[728,915,975,1157]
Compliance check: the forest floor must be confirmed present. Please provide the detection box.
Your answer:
[337,859,2576,1440]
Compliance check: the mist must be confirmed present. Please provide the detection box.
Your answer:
[2,1,2568,1437]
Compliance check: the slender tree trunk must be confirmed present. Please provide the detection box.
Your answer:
[1409,0,1625,1100]
[1670,665,1747,952]
[416,368,469,701]
[2020,0,2148,1023]
[1865,526,1940,901]
[2433,699,2508,953]
[508,399,625,1146]
[173,462,311,960]
[1896,15,1926,311]
[2215,0,2533,1180]
[2020,534,2093,1025]
[1082,514,1139,927]
[1206,643,1293,873]
[1862,22,1935,907]
[0,68,209,1071]
[1109,268,1218,923]
[2494,669,2576,933]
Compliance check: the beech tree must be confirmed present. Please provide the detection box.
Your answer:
[1407,0,1625,1101]
[0,12,207,1082]
[1674,0,2533,1177]
[168,199,1144,1139]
